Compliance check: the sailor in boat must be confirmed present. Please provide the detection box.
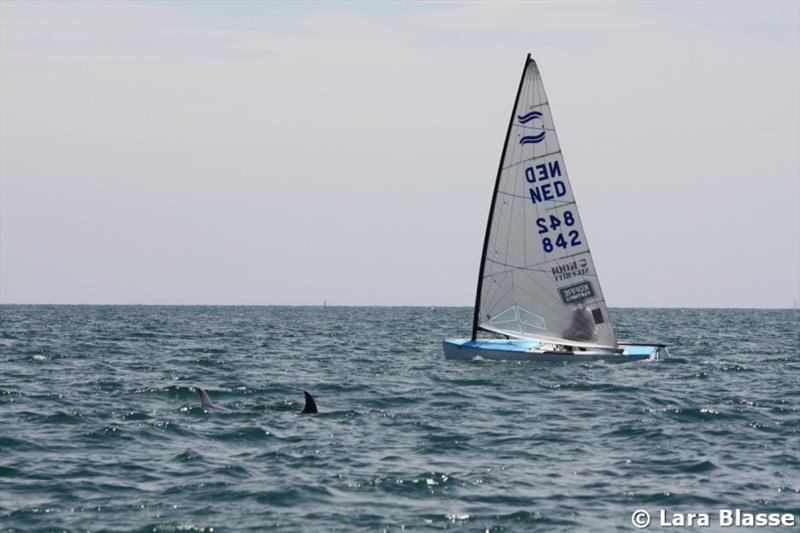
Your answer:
[561,303,596,343]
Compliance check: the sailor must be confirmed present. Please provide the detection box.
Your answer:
[562,303,595,342]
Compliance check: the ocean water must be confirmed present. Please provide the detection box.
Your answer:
[1,305,798,532]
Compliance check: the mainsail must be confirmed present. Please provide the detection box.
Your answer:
[472,55,617,348]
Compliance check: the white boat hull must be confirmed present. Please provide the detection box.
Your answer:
[443,338,668,363]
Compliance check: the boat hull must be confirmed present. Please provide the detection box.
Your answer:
[442,338,668,363]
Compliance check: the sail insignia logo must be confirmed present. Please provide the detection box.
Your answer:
[518,111,546,144]
[559,281,595,304]
[551,259,589,282]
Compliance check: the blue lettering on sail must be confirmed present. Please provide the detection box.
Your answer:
[537,211,582,253]
[541,183,554,201]
[525,161,562,183]
[526,159,567,204]
[529,181,567,203]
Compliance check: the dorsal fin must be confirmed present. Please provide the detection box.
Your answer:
[301,391,318,414]
[195,387,231,412]
[195,387,214,408]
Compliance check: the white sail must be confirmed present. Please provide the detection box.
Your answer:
[473,56,617,348]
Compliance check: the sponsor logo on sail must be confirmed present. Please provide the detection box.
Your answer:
[559,281,595,304]
[517,111,545,144]
[551,259,589,282]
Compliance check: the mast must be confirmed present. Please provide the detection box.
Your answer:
[471,53,531,340]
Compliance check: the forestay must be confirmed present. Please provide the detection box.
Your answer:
[473,55,617,348]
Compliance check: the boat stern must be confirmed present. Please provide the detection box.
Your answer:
[619,343,670,361]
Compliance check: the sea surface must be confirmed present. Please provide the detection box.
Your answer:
[1,306,798,532]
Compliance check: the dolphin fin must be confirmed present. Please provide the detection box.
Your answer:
[195,387,231,412]
[195,387,214,408]
[301,391,318,414]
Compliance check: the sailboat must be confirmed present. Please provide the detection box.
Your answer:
[443,55,669,362]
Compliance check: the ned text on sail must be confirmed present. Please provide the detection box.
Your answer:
[525,160,567,204]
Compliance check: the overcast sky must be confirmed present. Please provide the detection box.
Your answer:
[1,1,798,307]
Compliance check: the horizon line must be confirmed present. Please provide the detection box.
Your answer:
[0,302,797,310]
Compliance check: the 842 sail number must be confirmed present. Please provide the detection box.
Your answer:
[536,211,582,253]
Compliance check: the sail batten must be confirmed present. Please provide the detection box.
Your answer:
[473,56,617,347]
[501,152,564,170]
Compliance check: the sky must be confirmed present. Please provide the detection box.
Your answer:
[1,1,798,307]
